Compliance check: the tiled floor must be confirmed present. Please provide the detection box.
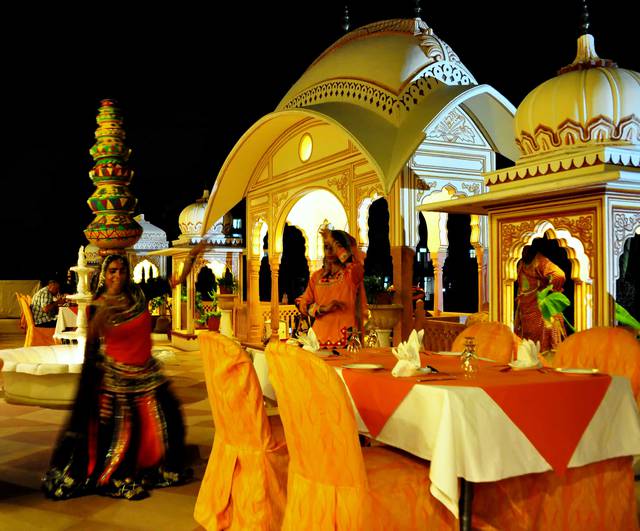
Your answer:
[0,319,211,530]
[2,319,640,529]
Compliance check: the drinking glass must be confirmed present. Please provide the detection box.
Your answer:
[460,336,479,378]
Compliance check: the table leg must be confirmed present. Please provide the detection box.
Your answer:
[459,478,474,531]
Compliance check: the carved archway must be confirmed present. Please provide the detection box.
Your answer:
[274,187,348,256]
[502,220,593,331]
[132,259,159,283]
[357,189,382,252]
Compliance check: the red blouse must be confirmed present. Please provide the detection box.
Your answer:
[104,310,153,366]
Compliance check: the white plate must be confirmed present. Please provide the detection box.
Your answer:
[554,367,600,375]
[342,363,384,370]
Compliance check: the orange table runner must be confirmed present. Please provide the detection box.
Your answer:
[330,350,611,474]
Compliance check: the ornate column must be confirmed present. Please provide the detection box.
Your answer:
[573,280,592,332]
[390,246,415,344]
[247,257,262,344]
[424,211,449,315]
[470,215,487,312]
[84,99,142,255]
[269,253,282,340]
[172,260,183,332]
[186,260,196,334]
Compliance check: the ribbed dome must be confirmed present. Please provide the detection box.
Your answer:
[84,244,101,266]
[178,190,209,237]
[515,34,640,158]
[278,18,476,113]
[132,213,169,250]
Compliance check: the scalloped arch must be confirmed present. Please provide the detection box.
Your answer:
[504,221,591,283]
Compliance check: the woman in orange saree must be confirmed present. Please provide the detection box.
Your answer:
[295,229,367,348]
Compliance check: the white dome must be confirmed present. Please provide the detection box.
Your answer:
[84,244,101,265]
[132,214,169,250]
[179,190,210,237]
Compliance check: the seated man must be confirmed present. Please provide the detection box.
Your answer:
[31,279,66,328]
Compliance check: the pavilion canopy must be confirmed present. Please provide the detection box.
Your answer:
[201,84,517,235]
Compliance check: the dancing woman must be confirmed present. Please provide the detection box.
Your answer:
[43,245,205,500]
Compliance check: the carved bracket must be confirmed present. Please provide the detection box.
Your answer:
[613,211,640,260]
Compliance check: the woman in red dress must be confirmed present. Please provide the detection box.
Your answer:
[43,249,202,500]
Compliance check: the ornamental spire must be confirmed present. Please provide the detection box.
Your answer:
[414,0,422,19]
[579,0,590,35]
[342,5,350,33]
[558,0,616,74]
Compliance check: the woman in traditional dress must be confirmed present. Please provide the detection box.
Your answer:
[514,244,567,352]
[42,246,204,500]
[295,228,367,348]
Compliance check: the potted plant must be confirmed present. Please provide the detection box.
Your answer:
[195,290,222,331]
[364,275,394,305]
[197,308,222,331]
[149,294,172,334]
[363,275,402,347]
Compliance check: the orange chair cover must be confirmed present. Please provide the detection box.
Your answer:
[194,333,288,531]
[15,293,56,347]
[452,321,519,363]
[266,340,453,531]
[552,326,640,406]
[465,311,489,328]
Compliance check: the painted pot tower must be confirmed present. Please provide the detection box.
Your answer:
[84,99,142,255]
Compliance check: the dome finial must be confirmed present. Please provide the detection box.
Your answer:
[558,1,617,75]
[414,0,422,19]
[579,0,590,36]
[342,5,350,33]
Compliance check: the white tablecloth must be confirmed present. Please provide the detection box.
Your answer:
[53,307,78,341]
[250,348,640,517]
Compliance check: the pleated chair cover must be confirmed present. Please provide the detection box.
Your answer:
[552,326,640,405]
[452,321,519,363]
[16,293,56,347]
[195,332,288,531]
[266,340,454,531]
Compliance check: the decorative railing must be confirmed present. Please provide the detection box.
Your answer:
[412,300,468,351]
[260,303,301,338]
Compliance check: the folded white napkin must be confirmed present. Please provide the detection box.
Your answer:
[509,339,541,369]
[298,328,320,352]
[391,329,426,377]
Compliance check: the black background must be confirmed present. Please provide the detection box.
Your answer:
[2,0,636,281]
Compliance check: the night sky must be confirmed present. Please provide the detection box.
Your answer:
[2,1,636,282]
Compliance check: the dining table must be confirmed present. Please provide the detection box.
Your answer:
[250,344,640,530]
[53,305,78,342]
